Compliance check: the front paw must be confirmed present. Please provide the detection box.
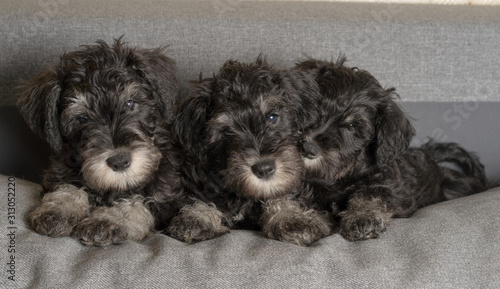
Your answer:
[72,197,154,246]
[72,218,128,246]
[261,198,332,246]
[26,185,90,237]
[27,208,80,237]
[262,210,332,246]
[167,202,229,243]
[338,198,392,241]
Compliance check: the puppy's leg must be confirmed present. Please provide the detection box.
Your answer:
[72,196,154,246]
[261,196,332,246]
[339,196,393,241]
[26,184,90,237]
[167,201,229,243]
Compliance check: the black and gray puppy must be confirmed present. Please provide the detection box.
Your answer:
[294,58,487,241]
[18,39,196,246]
[169,57,332,246]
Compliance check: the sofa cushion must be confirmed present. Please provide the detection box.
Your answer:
[2,174,499,288]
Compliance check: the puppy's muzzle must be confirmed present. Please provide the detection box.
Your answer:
[106,151,131,171]
[300,141,320,159]
[251,159,276,179]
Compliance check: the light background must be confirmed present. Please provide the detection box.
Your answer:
[253,0,499,5]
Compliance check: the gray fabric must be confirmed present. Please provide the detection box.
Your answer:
[1,174,500,288]
[1,0,500,106]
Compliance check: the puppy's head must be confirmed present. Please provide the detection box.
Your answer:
[17,38,178,192]
[175,57,320,200]
[295,58,414,181]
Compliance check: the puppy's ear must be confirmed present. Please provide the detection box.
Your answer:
[128,45,178,123]
[375,90,415,167]
[17,67,63,152]
[173,82,212,153]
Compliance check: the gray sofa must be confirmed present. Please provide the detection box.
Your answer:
[1,0,500,288]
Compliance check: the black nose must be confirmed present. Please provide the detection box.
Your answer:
[301,141,320,159]
[251,159,276,179]
[106,151,131,171]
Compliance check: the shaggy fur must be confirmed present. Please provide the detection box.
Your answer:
[294,57,487,241]
[18,38,209,246]
[169,57,332,246]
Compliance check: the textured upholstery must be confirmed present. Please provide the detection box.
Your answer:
[1,175,500,288]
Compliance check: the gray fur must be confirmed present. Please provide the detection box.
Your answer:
[167,201,229,243]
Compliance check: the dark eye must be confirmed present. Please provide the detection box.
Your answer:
[124,100,135,110]
[267,113,279,124]
[77,115,88,124]
[222,127,234,135]
[341,122,356,132]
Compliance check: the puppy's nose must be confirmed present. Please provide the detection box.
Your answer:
[106,151,131,171]
[300,141,320,159]
[251,159,276,179]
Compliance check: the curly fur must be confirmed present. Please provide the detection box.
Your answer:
[18,38,212,246]
[73,196,155,246]
[170,57,332,246]
[26,184,90,237]
[261,195,333,246]
[167,201,230,243]
[294,57,487,241]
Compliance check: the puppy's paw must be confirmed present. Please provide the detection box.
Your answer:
[167,201,229,243]
[72,218,128,246]
[73,197,154,246]
[26,185,90,237]
[338,197,392,241]
[261,197,332,246]
[27,208,80,237]
[262,211,332,246]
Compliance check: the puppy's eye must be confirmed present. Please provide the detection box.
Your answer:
[124,100,135,110]
[343,122,356,131]
[267,113,279,124]
[77,115,89,124]
[222,127,234,135]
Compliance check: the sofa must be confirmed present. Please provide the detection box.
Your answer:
[1,0,500,288]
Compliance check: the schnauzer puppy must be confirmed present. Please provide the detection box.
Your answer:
[168,57,332,246]
[18,38,188,246]
[294,57,487,241]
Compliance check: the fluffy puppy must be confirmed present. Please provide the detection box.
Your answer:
[18,38,191,246]
[169,57,332,246]
[294,57,487,241]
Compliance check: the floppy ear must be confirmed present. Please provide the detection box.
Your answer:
[173,82,213,154]
[375,90,415,167]
[129,45,178,123]
[17,66,63,152]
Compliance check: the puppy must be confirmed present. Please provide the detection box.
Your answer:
[168,57,332,246]
[18,38,192,246]
[294,57,487,241]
